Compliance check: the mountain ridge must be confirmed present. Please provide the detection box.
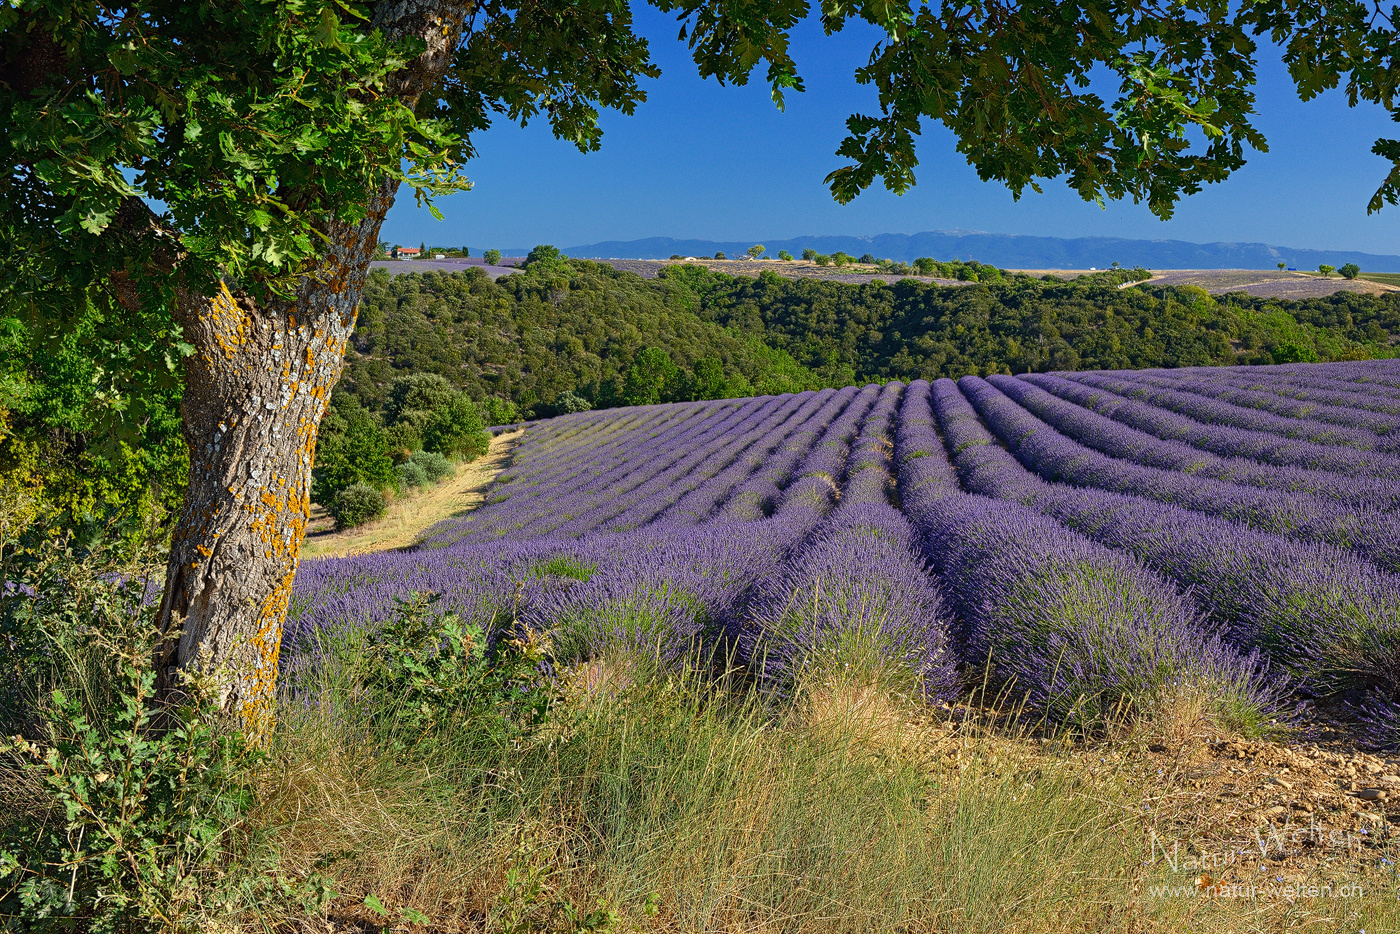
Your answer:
[485,232,1400,272]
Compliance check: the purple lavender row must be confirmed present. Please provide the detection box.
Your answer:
[524,518,809,668]
[1137,366,1400,430]
[896,381,1282,727]
[428,404,706,539]
[719,386,865,521]
[993,375,1400,509]
[1299,359,1400,389]
[657,389,838,524]
[927,378,1399,744]
[1023,373,1400,481]
[595,391,823,532]
[741,500,957,701]
[1064,370,1400,465]
[478,403,720,513]
[1113,371,1400,448]
[841,382,905,506]
[772,384,884,518]
[543,395,802,537]
[559,383,884,670]
[1171,366,1400,414]
[286,536,572,665]
[427,399,757,543]
[960,376,1400,571]
[504,397,774,539]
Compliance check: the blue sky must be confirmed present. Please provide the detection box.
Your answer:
[381,6,1400,255]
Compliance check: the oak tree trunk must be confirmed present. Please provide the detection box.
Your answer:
[154,1,470,734]
[155,182,396,733]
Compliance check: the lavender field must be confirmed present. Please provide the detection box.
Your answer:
[290,360,1400,742]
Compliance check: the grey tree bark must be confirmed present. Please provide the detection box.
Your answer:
[153,1,471,734]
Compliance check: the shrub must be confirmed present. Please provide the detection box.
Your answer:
[814,254,831,266]
[331,482,386,529]
[669,253,682,260]
[409,449,454,483]
[801,248,817,260]
[479,395,521,427]
[0,527,297,932]
[1319,264,1336,277]
[526,244,563,267]
[422,396,490,460]
[778,250,793,261]
[859,253,877,264]
[1340,262,1360,279]
[714,251,726,260]
[312,400,396,505]
[397,459,428,490]
[555,390,592,414]
[484,248,503,265]
[385,373,456,426]
[384,422,422,459]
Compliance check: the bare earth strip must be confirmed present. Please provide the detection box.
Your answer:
[299,429,522,560]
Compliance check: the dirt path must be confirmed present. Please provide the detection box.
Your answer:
[300,430,522,560]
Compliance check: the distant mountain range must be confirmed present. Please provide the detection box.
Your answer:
[490,232,1400,272]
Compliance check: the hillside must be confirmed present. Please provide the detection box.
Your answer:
[337,260,1400,420]
[514,231,1400,272]
[340,261,826,419]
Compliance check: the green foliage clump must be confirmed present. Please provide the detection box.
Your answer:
[554,391,593,414]
[0,513,314,932]
[397,459,429,490]
[688,264,1398,381]
[330,482,385,530]
[480,395,521,426]
[339,261,825,419]
[484,249,503,265]
[1319,264,1336,277]
[778,250,793,261]
[1341,263,1361,279]
[409,449,453,484]
[311,399,396,506]
[359,592,549,740]
[422,395,489,460]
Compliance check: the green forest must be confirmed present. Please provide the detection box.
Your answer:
[4,250,1399,539]
[343,256,1400,418]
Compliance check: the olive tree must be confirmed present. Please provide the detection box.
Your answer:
[7,0,1400,732]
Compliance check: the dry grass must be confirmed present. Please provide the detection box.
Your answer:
[299,430,521,560]
[238,647,1399,934]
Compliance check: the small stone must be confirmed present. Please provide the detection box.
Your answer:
[1356,788,1384,801]
[1265,806,1287,816]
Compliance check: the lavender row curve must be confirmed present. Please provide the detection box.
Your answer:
[926,377,1400,743]
[960,375,1400,571]
[895,381,1280,726]
[1022,373,1400,481]
[991,374,1400,509]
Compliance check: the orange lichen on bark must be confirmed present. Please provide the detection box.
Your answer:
[240,564,297,743]
[207,282,252,358]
